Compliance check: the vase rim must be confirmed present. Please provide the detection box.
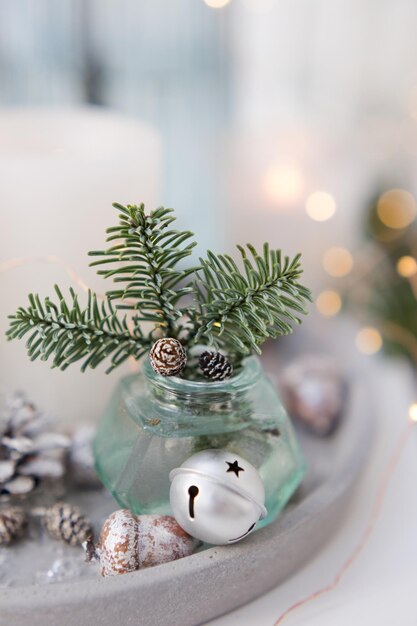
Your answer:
[142,354,262,394]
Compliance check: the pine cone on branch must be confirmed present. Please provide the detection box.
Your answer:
[199,351,233,381]
[149,338,187,376]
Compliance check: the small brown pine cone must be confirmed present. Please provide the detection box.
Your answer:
[149,338,187,376]
[0,506,27,545]
[45,503,93,546]
[199,351,233,381]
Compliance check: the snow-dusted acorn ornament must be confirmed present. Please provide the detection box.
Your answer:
[169,449,267,545]
[85,510,199,577]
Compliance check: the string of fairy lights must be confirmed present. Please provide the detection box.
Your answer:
[309,184,417,443]
[202,0,417,366]
[263,183,417,622]
[309,187,417,358]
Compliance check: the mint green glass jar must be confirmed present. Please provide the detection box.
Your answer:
[94,356,305,528]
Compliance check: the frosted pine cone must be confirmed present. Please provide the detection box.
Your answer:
[44,503,93,546]
[0,506,27,545]
[199,351,233,381]
[149,338,187,376]
[0,392,70,499]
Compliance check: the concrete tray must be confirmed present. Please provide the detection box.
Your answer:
[0,368,373,626]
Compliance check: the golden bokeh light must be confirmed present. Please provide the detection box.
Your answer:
[316,290,342,317]
[305,191,336,222]
[204,0,231,7]
[355,327,383,355]
[322,247,353,277]
[377,189,417,230]
[409,403,417,422]
[396,255,417,278]
[263,163,304,206]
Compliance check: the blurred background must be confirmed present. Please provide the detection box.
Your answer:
[1,0,417,423]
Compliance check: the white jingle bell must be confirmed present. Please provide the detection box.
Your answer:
[169,449,267,545]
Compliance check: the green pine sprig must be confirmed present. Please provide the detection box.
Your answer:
[6,202,312,374]
[6,286,150,373]
[192,244,311,356]
[88,203,198,337]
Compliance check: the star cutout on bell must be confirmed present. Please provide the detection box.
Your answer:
[226,460,244,477]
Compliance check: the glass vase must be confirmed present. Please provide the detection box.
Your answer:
[93,356,306,528]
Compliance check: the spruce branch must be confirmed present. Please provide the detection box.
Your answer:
[88,203,198,336]
[6,202,312,375]
[6,286,150,373]
[192,243,312,357]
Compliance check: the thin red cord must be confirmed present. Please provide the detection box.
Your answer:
[274,419,415,625]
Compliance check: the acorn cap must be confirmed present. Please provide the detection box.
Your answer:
[169,449,267,519]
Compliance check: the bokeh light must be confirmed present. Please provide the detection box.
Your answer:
[204,0,231,7]
[263,162,304,206]
[316,290,342,317]
[409,403,417,422]
[305,191,336,222]
[322,247,353,277]
[396,255,417,278]
[377,189,417,230]
[355,327,383,355]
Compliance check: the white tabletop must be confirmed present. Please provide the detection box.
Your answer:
[209,357,417,626]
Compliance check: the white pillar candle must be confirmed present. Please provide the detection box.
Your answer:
[0,107,161,425]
